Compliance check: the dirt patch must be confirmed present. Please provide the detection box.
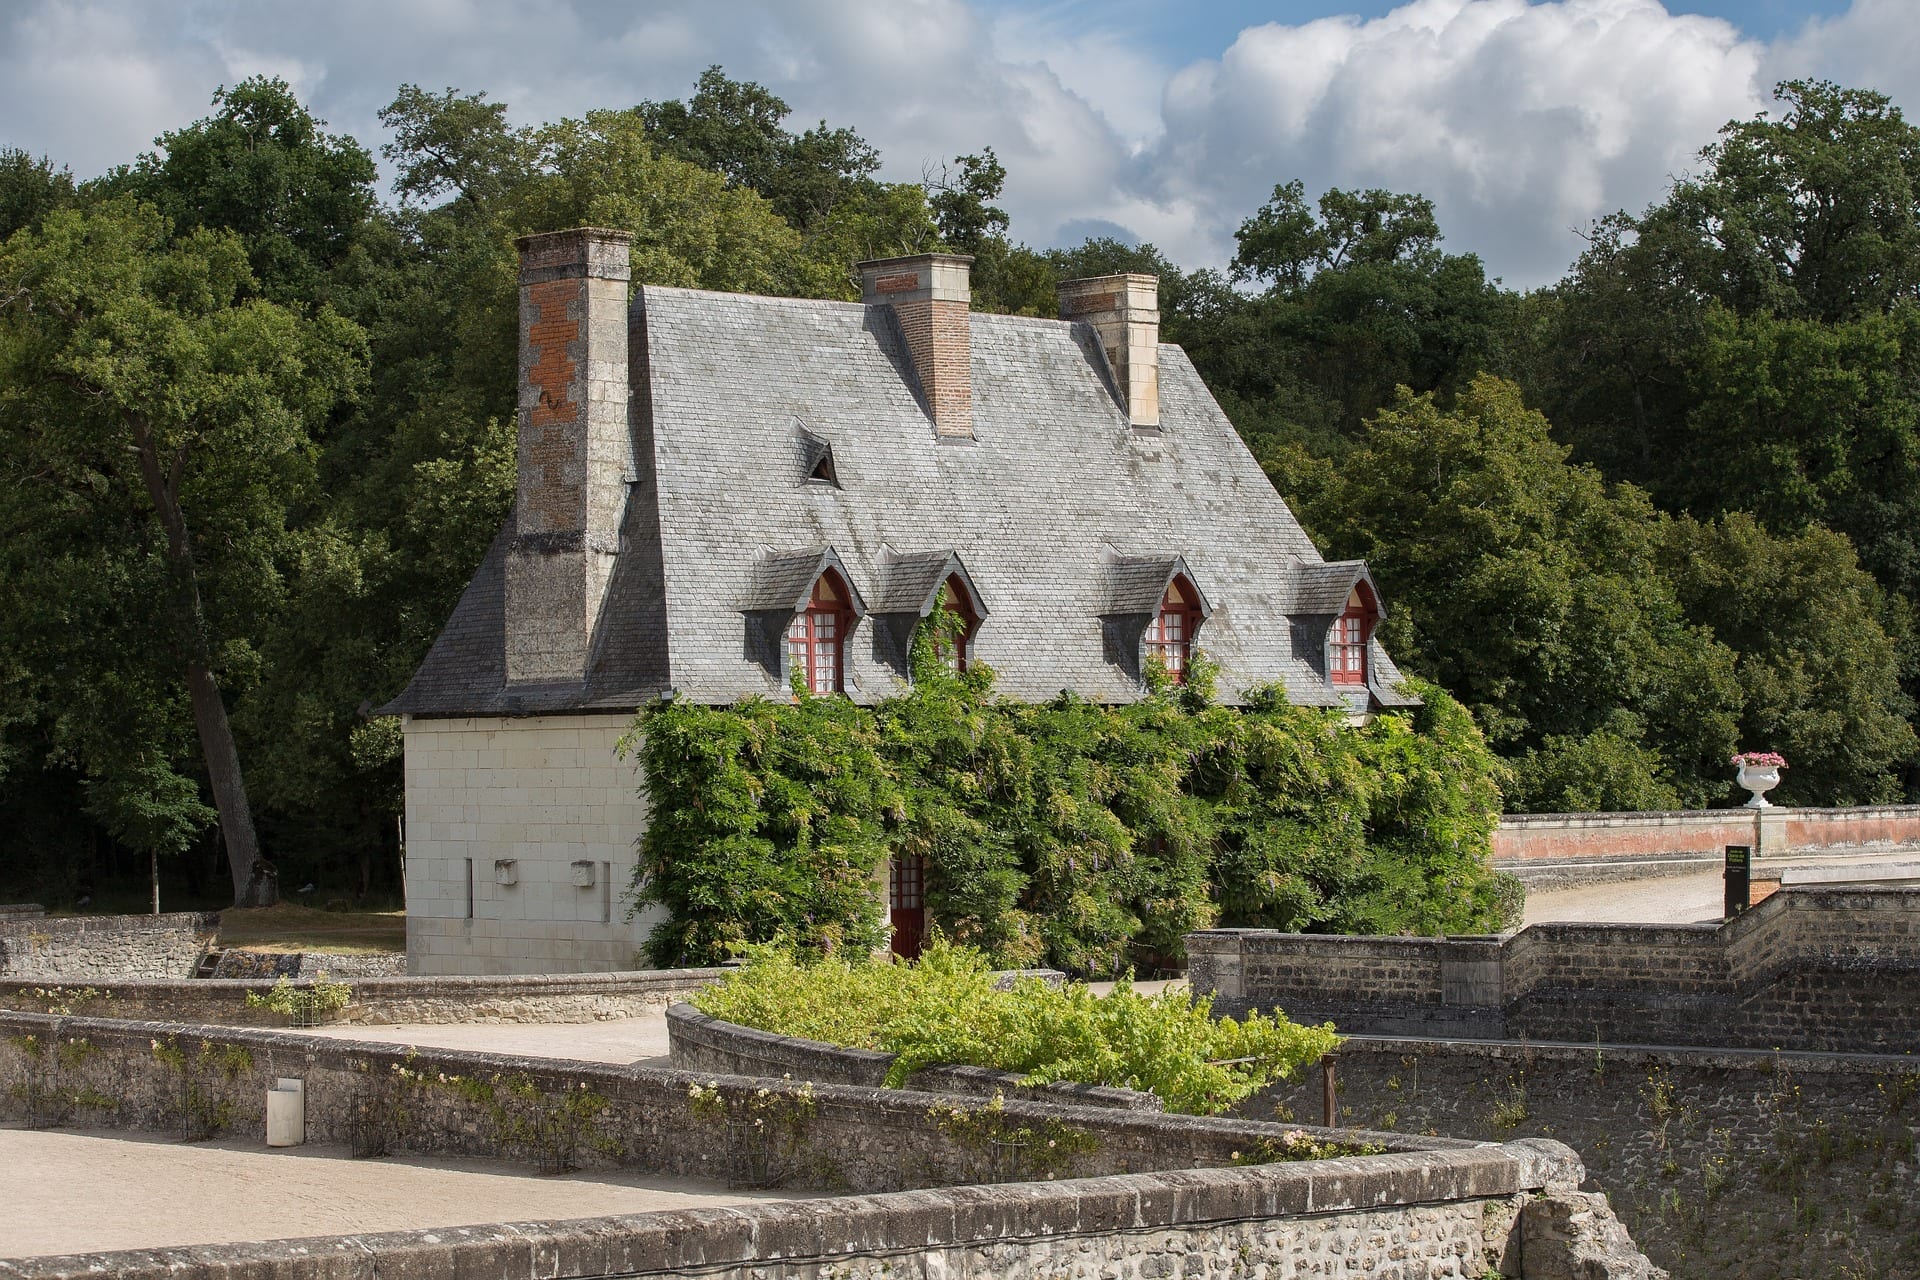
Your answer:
[215,903,404,955]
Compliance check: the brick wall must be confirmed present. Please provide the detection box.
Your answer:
[1493,804,1920,883]
[1188,887,1920,1052]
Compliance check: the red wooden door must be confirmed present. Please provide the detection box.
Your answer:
[889,855,927,961]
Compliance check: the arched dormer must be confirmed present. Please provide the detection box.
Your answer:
[1329,581,1379,687]
[740,547,868,693]
[788,567,854,694]
[1145,574,1203,683]
[932,573,982,671]
[1101,555,1213,687]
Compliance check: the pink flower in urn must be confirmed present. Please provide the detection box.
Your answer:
[1731,752,1787,769]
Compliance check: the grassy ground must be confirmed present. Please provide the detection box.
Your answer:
[212,903,405,955]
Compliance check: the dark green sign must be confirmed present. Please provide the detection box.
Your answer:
[1725,845,1752,918]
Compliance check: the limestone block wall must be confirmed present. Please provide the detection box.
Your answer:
[402,713,661,974]
[0,912,214,980]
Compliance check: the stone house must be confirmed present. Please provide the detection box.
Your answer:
[384,227,1413,975]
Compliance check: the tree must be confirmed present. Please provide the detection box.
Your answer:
[1660,513,1916,804]
[110,78,379,306]
[1298,375,1743,810]
[0,201,366,905]
[0,149,76,240]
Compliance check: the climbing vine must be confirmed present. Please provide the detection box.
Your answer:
[625,652,1511,973]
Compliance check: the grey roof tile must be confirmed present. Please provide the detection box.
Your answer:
[386,286,1416,716]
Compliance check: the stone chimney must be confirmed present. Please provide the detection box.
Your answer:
[1057,274,1160,429]
[505,227,633,685]
[857,253,974,439]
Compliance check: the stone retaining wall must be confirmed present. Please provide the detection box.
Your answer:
[1259,1035,1920,1280]
[0,1008,1467,1190]
[0,1151,1653,1280]
[0,968,728,1027]
[667,1003,1163,1111]
[0,1010,1660,1279]
[1187,887,1920,1052]
[0,912,215,980]
[1493,804,1920,885]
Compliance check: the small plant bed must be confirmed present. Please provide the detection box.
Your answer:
[691,941,1339,1116]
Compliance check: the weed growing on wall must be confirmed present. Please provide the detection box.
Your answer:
[927,1092,1100,1182]
[626,654,1511,973]
[692,941,1340,1115]
[245,974,353,1027]
[151,1036,253,1140]
[687,1078,821,1189]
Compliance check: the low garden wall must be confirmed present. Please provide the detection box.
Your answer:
[1259,1035,1920,1280]
[0,968,729,1027]
[667,1003,1163,1111]
[0,912,215,981]
[1186,886,1920,1052]
[1494,804,1920,886]
[0,1009,1661,1280]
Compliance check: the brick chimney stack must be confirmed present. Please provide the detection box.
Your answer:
[857,253,974,439]
[505,227,633,685]
[1057,274,1160,429]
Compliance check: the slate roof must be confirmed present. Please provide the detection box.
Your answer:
[385,286,1419,716]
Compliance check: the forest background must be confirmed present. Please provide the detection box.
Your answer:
[1,70,1916,909]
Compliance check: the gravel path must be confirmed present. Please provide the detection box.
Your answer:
[0,1126,797,1261]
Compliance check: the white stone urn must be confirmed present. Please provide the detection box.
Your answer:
[1735,760,1784,808]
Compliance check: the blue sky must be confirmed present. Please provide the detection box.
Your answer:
[2,0,1913,287]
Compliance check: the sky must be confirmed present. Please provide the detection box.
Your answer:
[1,0,1914,288]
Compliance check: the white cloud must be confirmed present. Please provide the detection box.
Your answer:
[0,1,1907,290]
[1144,0,1770,284]
[1767,0,1920,110]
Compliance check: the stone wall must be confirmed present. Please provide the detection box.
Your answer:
[0,912,214,981]
[403,713,665,975]
[0,1151,1654,1280]
[0,1009,1661,1280]
[667,1004,1164,1111]
[0,1007,1476,1189]
[0,968,727,1027]
[1494,804,1920,886]
[1187,886,1920,1052]
[1259,1036,1920,1280]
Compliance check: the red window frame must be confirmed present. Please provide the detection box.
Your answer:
[932,575,980,672]
[1330,586,1375,686]
[788,571,851,694]
[1145,576,1200,683]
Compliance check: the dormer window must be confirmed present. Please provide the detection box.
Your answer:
[932,575,980,671]
[1146,576,1201,682]
[1330,585,1377,686]
[788,570,851,694]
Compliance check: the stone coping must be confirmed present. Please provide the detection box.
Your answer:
[0,1139,1583,1280]
[1498,803,1920,826]
[0,910,216,936]
[0,967,732,1024]
[667,1002,1164,1111]
[1330,1032,1920,1075]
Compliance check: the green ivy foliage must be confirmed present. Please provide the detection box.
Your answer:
[625,641,1509,973]
[692,941,1341,1116]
